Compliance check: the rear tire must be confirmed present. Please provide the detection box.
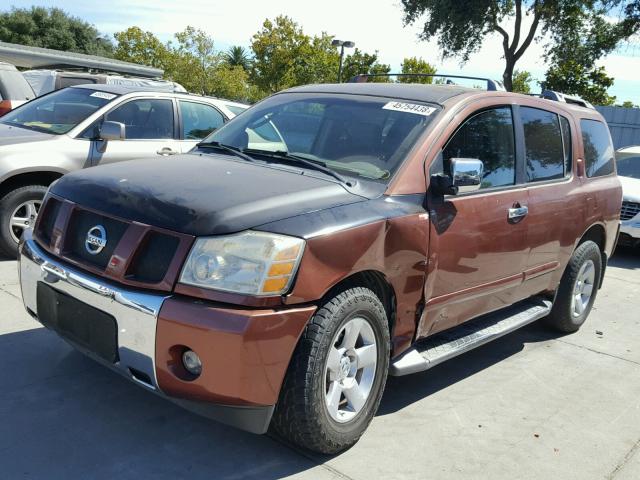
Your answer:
[0,185,47,258]
[272,287,390,454]
[546,240,602,333]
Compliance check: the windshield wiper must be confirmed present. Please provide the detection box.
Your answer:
[196,141,257,163]
[243,149,353,186]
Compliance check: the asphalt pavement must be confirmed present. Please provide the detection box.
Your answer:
[1,248,639,480]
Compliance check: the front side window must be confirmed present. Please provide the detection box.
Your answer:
[443,107,516,189]
[105,98,174,140]
[179,101,225,140]
[0,87,114,134]
[205,93,438,182]
[521,107,564,182]
[581,119,615,177]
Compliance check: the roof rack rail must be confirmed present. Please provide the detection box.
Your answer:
[540,90,595,109]
[348,73,506,92]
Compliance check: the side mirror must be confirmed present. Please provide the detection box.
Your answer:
[450,158,484,193]
[100,121,126,141]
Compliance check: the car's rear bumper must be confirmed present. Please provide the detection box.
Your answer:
[19,230,316,434]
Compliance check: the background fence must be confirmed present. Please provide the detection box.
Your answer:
[596,106,640,150]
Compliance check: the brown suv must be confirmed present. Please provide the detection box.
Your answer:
[19,79,621,454]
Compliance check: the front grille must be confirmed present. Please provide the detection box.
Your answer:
[67,209,128,269]
[33,195,193,291]
[621,201,640,221]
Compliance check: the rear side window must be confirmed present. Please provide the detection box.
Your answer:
[521,107,564,182]
[581,119,614,177]
[179,101,225,139]
[443,107,516,189]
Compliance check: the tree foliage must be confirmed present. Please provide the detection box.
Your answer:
[224,45,252,70]
[399,0,639,92]
[399,56,437,83]
[511,70,533,94]
[113,27,169,68]
[340,49,391,82]
[544,61,616,105]
[0,6,113,56]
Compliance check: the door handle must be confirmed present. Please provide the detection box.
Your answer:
[157,147,178,156]
[508,205,529,222]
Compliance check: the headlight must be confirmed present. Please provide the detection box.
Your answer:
[179,231,305,296]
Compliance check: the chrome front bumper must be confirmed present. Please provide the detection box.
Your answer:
[19,230,168,391]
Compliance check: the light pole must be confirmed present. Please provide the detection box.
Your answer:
[331,39,355,83]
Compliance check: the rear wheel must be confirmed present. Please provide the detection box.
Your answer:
[272,287,390,454]
[546,240,602,333]
[0,185,47,257]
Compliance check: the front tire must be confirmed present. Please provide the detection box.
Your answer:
[546,240,602,333]
[0,185,47,257]
[272,287,390,454]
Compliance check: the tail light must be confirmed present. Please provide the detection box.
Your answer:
[0,100,13,117]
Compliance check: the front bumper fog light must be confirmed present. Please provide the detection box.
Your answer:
[182,350,202,376]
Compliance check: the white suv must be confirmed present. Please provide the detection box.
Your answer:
[616,146,640,248]
[0,84,248,255]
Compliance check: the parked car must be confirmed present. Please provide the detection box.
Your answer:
[0,84,247,255]
[22,69,186,96]
[19,81,621,454]
[615,146,640,248]
[0,62,36,117]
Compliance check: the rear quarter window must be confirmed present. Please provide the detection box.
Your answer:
[581,119,615,177]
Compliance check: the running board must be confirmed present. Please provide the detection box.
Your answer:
[390,297,552,376]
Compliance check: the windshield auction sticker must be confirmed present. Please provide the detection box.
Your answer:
[90,91,117,100]
[383,102,436,116]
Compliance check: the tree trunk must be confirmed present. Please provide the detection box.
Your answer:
[503,54,515,91]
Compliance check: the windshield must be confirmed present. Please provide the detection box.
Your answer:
[0,87,116,134]
[617,156,640,179]
[204,93,438,181]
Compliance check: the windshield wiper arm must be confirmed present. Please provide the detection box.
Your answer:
[196,141,257,163]
[243,149,353,186]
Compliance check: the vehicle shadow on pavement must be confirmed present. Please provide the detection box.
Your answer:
[0,328,325,480]
[610,246,639,270]
[378,321,560,416]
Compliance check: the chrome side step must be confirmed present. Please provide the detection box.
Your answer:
[390,297,552,376]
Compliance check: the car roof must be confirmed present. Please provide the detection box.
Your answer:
[69,83,249,106]
[281,82,476,104]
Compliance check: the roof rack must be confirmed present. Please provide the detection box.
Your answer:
[348,73,506,92]
[539,90,595,109]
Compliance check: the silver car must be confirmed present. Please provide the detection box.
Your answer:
[0,84,248,255]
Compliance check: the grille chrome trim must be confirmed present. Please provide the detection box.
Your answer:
[20,230,168,390]
[621,201,640,221]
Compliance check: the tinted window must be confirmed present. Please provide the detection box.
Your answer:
[560,116,572,174]
[581,119,614,177]
[443,107,515,189]
[226,104,247,116]
[179,101,224,139]
[522,107,564,182]
[0,68,35,100]
[207,94,437,182]
[0,87,112,134]
[617,156,640,179]
[106,98,174,139]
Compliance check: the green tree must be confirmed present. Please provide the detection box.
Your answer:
[399,0,638,92]
[399,56,437,83]
[170,27,219,94]
[620,100,637,108]
[224,45,252,70]
[0,6,113,56]
[511,70,533,94]
[113,27,168,68]
[544,61,616,105]
[340,49,391,82]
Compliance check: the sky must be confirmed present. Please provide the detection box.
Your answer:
[6,0,640,104]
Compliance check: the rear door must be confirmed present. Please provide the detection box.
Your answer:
[420,104,530,337]
[177,100,226,152]
[90,97,181,165]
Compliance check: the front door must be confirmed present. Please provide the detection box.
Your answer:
[90,98,180,165]
[419,105,530,338]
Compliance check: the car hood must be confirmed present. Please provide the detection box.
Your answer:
[50,153,366,236]
[620,175,640,203]
[0,123,55,147]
